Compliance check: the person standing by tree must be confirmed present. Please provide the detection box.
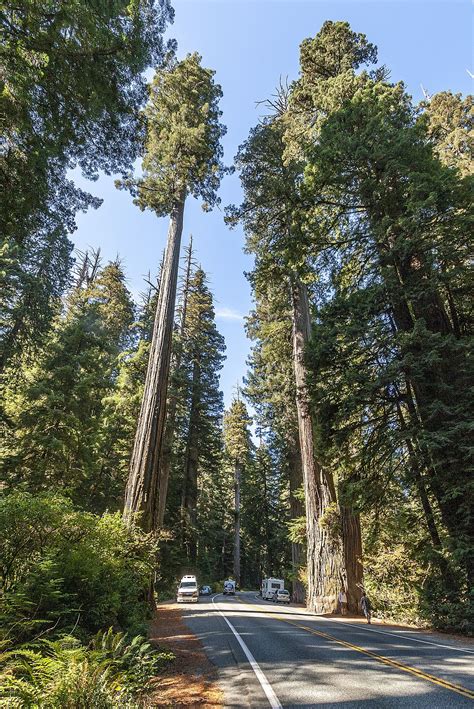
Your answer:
[360,592,372,624]
[338,589,347,616]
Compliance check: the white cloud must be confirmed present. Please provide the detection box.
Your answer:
[215,306,245,322]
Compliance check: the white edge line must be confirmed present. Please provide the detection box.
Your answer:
[322,619,474,655]
[251,594,474,655]
[211,594,283,709]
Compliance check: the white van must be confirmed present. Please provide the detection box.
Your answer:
[176,575,199,603]
[223,579,236,595]
[261,578,284,600]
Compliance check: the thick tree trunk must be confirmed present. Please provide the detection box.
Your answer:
[290,277,344,614]
[288,436,306,604]
[233,463,241,586]
[156,238,193,527]
[123,198,185,531]
[340,504,363,613]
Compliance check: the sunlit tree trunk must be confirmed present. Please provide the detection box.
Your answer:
[340,503,363,613]
[290,277,344,613]
[156,237,193,527]
[123,197,185,531]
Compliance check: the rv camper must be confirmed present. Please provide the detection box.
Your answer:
[261,578,284,600]
[223,579,236,595]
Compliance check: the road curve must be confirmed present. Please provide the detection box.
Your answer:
[180,591,474,708]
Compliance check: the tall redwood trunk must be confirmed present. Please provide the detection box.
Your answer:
[123,198,185,531]
[288,435,306,604]
[290,277,344,613]
[340,503,363,613]
[233,463,241,586]
[156,237,193,527]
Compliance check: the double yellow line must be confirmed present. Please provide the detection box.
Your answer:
[239,598,474,701]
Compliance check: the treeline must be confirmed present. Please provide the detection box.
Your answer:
[1,9,472,706]
[229,22,473,631]
[1,1,184,706]
[0,2,294,703]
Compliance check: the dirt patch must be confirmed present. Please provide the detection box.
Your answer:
[145,601,223,708]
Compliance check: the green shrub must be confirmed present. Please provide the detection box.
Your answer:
[0,492,157,644]
[0,629,173,708]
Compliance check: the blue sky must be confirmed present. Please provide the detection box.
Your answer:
[71,0,473,408]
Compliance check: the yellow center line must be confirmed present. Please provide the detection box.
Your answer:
[237,598,474,701]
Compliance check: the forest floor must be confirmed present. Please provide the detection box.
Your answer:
[146,601,223,708]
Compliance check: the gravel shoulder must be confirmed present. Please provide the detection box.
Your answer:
[146,600,223,707]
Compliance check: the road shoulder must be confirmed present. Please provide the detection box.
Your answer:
[250,594,474,648]
[147,600,223,707]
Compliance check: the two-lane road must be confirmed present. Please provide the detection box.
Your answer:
[180,591,473,708]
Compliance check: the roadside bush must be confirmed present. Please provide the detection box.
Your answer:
[0,629,173,708]
[0,491,157,645]
[362,506,472,634]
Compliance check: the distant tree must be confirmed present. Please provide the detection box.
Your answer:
[3,261,134,507]
[421,92,473,177]
[245,280,306,601]
[223,397,254,588]
[120,53,226,532]
[180,268,226,562]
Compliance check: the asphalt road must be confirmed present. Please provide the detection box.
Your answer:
[180,591,474,708]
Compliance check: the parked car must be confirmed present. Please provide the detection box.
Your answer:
[200,585,212,595]
[273,589,290,604]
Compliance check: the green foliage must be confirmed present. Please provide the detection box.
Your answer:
[0,492,157,644]
[231,19,472,630]
[240,444,291,587]
[2,260,135,508]
[362,497,472,632]
[224,399,253,465]
[159,264,228,583]
[0,629,173,708]
[1,0,173,369]
[118,53,227,215]
[421,91,474,176]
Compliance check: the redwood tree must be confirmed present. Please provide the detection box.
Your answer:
[120,53,226,531]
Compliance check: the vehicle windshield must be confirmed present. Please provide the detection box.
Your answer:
[279,590,289,594]
[180,582,196,588]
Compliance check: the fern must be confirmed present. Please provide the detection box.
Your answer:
[0,629,173,707]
